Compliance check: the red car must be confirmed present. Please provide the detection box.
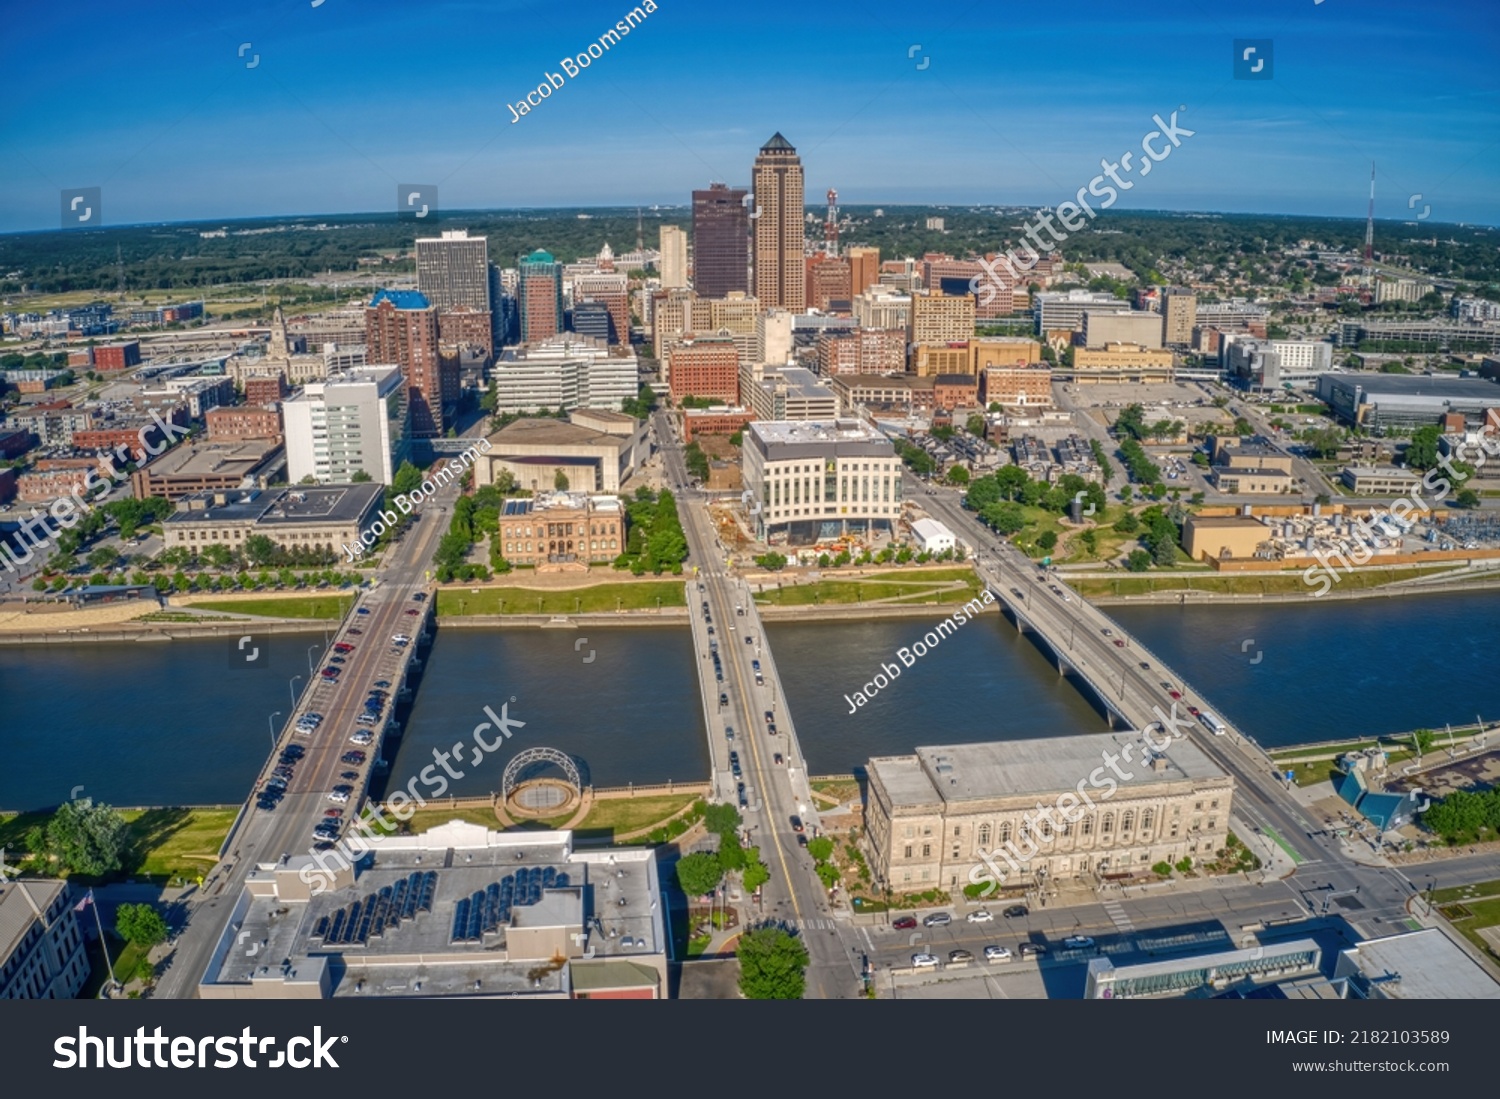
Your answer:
[1187,705,1201,716]
[405,608,420,616]
[893,916,918,930]
[1112,639,1125,648]
[1168,689,1182,700]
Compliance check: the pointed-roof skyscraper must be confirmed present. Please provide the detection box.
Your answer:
[752,133,805,311]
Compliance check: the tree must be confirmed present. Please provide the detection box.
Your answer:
[116,903,169,948]
[553,468,570,491]
[1456,488,1481,509]
[40,798,126,876]
[1411,728,1436,756]
[1404,425,1441,471]
[966,413,986,437]
[806,836,834,862]
[1035,531,1058,553]
[243,534,277,567]
[702,802,742,839]
[742,851,770,894]
[86,546,119,570]
[1125,549,1153,572]
[980,502,1025,535]
[736,925,810,1000]
[350,469,372,482]
[946,465,970,486]
[392,460,425,497]
[754,552,788,571]
[674,852,723,897]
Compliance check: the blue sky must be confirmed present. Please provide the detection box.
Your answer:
[0,0,1496,232]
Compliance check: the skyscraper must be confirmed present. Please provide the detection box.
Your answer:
[847,246,880,297]
[691,183,749,298]
[1161,287,1197,347]
[365,289,445,437]
[660,225,689,289]
[752,133,805,311]
[518,250,564,344]
[416,230,490,311]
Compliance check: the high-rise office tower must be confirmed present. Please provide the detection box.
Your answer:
[518,250,564,344]
[752,133,805,311]
[365,289,445,437]
[691,183,749,298]
[416,230,490,311]
[1161,287,1197,347]
[660,225,689,289]
[847,246,880,297]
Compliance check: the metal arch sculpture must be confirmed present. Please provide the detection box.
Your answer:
[502,747,581,801]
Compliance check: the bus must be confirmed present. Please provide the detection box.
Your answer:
[1199,710,1226,736]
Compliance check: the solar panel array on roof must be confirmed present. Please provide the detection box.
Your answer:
[310,871,437,948]
[446,867,568,945]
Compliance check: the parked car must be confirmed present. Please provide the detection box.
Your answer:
[789,816,804,833]
[923,912,952,928]
[984,945,1013,962]
[892,916,918,931]
[948,949,974,963]
[1019,942,1047,958]
[911,953,939,969]
[1003,905,1029,919]
[1064,935,1096,950]
[966,909,993,923]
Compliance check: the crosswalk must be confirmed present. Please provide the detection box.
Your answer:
[1102,899,1137,934]
[788,917,839,932]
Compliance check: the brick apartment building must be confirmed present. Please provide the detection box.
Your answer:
[206,406,283,442]
[668,337,739,404]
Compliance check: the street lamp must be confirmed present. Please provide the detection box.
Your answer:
[268,710,281,750]
[306,644,319,674]
[289,675,302,710]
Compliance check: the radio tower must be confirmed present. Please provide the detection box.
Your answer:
[824,188,839,257]
[1363,162,1375,275]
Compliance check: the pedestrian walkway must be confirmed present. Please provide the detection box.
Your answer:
[1102,899,1137,934]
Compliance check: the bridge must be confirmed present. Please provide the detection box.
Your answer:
[156,454,467,999]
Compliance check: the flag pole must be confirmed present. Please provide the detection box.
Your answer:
[87,889,118,990]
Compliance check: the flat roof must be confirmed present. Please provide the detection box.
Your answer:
[1341,929,1500,999]
[876,731,1229,808]
[486,418,626,450]
[165,483,383,526]
[1186,515,1268,530]
[139,439,282,478]
[1323,374,1500,398]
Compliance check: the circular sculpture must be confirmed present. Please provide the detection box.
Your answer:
[502,747,582,802]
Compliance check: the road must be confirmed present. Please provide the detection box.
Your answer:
[909,474,1452,940]
[155,473,461,999]
[654,408,860,998]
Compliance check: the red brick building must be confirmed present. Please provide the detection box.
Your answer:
[366,290,445,437]
[668,337,739,404]
[243,375,288,406]
[682,407,755,442]
[437,306,494,359]
[932,373,979,410]
[93,341,141,371]
[206,406,283,442]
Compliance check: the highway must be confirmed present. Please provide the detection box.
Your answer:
[156,467,462,999]
[654,409,861,998]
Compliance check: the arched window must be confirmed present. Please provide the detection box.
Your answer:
[998,821,1012,844]
[1121,810,1135,833]
[1018,820,1030,843]
[977,823,991,847]
[1101,813,1114,835]
[1038,818,1052,840]
[1081,816,1094,836]
[1141,808,1155,835]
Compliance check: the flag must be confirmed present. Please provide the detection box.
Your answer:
[74,889,94,912]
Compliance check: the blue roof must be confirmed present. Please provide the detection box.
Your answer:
[369,289,431,310]
[1331,767,1366,809]
[1358,793,1411,831]
[521,250,555,265]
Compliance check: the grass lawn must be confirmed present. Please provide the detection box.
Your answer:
[398,807,500,834]
[0,806,237,881]
[574,794,699,840]
[864,567,977,583]
[435,581,686,615]
[1437,894,1500,962]
[184,595,354,619]
[811,779,861,805]
[755,574,981,607]
[1431,879,1500,905]
[1072,563,1467,599]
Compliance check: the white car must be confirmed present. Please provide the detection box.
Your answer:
[966,909,994,923]
[1063,935,1096,950]
[911,953,939,969]
[984,945,1013,962]
[326,789,350,803]
[349,731,374,745]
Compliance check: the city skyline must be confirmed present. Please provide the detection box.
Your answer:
[0,0,1496,233]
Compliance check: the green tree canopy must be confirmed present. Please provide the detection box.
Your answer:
[675,852,723,898]
[38,798,127,876]
[736,925,810,1000]
[116,903,169,947]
